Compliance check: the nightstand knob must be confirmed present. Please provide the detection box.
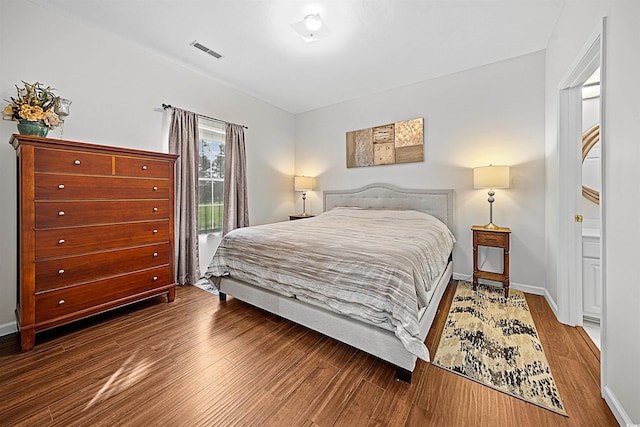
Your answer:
[58,184,65,189]
[142,165,148,170]
[58,211,65,216]
[153,276,158,281]
[58,299,65,305]
[153,207,158,212]
[74,160,81,165]
[153,186,158,191]
[58,239,65,244]
[58,269,65,274]
[153,252,158,257]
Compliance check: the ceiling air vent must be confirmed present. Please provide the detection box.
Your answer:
[190,41,222,59]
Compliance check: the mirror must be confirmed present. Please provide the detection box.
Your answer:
[581,123,600,204]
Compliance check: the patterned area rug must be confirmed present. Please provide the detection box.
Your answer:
[194,278,219,296]
[433,281,567,416]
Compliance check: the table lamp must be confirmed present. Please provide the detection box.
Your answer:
[294,176,315,216]
[473,165,510,229]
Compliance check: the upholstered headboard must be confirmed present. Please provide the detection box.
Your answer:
[323,183,455,230]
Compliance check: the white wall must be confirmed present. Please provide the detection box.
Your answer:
[0,1,295,330]
[545,1,640,423]
[295,51,546,290]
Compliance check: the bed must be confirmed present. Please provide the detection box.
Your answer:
[204,183,455,382]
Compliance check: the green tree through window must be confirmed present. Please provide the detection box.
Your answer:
[198,120,225,233]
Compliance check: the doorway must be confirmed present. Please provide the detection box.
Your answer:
[580,68,602,349]
[556,17,607,389]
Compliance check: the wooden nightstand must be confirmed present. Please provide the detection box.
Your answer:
[289,214,315,220]
[472,226,511,298]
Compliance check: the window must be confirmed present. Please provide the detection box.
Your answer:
[198,120,225,233]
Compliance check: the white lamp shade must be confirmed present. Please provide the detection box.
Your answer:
[294,176,315,192]
[473,165,510,189]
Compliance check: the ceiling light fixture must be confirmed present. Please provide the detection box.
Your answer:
[291,14,330,43]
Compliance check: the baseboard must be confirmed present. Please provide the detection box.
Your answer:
[452,272,546,296]
[603,385,634,426]
[452,272,472,282]
[510,282,546,296]
[543,289,560,321]
[0,320,17,337]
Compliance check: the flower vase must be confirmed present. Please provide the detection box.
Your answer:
[17,119,48,137]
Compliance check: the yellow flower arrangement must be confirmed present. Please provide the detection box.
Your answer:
[4,81,61,129]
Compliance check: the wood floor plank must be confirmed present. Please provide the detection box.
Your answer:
[260,361,341,426]
[48,347,178,426]
[123,357,238,426]
[0,282,618,426]
[366,376,413,426]
[307,352,378,426]
[0,341,122,413]
[333,379,385,427]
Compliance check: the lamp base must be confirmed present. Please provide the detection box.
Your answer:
[297,212,312,217]
[483,222,500,230]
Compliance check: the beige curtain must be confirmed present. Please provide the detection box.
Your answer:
[223,123,249,235]
[169,108,200,285]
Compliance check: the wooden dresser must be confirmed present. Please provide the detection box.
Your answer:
[10,135,179,351]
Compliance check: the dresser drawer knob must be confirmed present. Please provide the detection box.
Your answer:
[74,160,81,165]
[152,229,158,234]
[153,276,158,281]
[58,211,65,216]
[58,184,65,189]
[58,239,65,244]
[58,299,65,305]
[153,207,158,212]
[58,269,65,274]
[142,165,148,170]
[153,252,158,257]
[153,186,158,191]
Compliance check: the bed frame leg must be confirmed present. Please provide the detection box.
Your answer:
[219,292,227,302]
[395,367,412,383]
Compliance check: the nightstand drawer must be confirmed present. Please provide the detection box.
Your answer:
[475,231,508,247]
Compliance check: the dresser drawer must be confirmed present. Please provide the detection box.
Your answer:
[475,231,508,248]
[115,157,171,178]
[34,147,112,175]
[36,220,170,259]
[35,266,171,324]
[35,200,170,228]
[36,174,170,200]
[36,243,171,292]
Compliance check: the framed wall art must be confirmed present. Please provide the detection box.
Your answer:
[346,118,424,168]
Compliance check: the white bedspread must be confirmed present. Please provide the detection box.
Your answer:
[205,207,455,360]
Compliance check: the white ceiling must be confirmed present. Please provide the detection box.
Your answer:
[34,0,565,114]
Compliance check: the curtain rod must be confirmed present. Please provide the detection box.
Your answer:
[162,103,248,129]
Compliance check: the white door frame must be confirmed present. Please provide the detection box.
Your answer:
[556,17,607,392]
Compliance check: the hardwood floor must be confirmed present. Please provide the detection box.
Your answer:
[0,281,616,426]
